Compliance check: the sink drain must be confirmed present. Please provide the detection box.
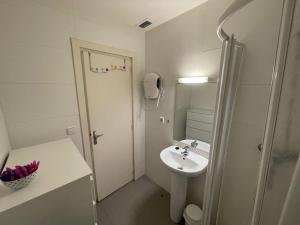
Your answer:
[177,166,183,170]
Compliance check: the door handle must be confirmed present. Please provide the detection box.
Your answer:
[92,131,104,145]
[257,143,263,152]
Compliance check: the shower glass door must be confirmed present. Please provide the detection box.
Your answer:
[258,1,300,224]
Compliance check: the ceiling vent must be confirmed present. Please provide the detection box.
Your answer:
[138,20,152,29]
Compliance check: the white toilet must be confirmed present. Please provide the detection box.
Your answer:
[183,204,202,225]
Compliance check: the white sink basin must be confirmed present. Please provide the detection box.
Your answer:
[160,145,208,177]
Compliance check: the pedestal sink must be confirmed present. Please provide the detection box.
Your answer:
[160,145,208,223]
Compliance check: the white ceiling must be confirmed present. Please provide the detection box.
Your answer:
[74,0,209,31]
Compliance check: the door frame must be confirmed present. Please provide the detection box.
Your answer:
[70,38,137,200]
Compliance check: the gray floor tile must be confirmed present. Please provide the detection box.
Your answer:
[97,176,178,225]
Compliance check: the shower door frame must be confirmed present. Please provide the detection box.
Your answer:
[202,35,244,225]
[250,0,297,224]
[202,1,254,224]
[202,1,297,224]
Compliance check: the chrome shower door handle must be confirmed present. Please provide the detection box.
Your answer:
[258,143,263,152]
[92,131,104,145]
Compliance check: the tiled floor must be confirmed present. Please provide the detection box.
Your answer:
[97,176,180,225]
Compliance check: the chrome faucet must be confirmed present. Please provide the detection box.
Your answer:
[182,146,190,157]
[191,140,198,148]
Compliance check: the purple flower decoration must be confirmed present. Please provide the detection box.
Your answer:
[0,161,40,182]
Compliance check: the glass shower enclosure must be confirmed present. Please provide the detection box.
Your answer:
[252,0,300,224]
[203,0,300,225]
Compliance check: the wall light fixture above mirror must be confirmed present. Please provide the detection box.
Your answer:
[177,76,208,84]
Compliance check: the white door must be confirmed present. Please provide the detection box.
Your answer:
[82,50,134,201]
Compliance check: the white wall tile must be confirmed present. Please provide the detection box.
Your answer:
[73,16,146,84]
[0,83,78,123]
[0,43,75,84]
[224,0,284,85]
[201,0,231,51]
[8,115,83,154]
[146,26,222,84]
[31,0,74,15]
[0,0,74,49]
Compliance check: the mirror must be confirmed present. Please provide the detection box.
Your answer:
[173,81,218,152]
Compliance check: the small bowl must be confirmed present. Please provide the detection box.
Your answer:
[2,172,37,190]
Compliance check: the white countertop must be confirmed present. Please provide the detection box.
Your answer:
[0,139,92,213]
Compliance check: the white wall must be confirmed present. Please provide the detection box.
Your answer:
[145,0,231,207]
[0,103,10,168]
[0,0,145,177]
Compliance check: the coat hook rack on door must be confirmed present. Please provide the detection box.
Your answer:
[88,51,127,74]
